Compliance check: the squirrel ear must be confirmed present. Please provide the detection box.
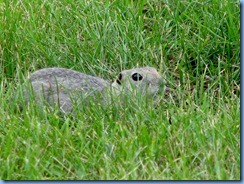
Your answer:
[116,73,122,85]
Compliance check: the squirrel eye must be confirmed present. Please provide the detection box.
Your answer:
[116,73,122,85]
[131,73,143,81]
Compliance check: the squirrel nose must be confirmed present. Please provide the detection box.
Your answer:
[159,77,165,85]
[158,77,166,92]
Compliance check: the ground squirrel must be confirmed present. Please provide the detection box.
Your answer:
[24,67,165,113]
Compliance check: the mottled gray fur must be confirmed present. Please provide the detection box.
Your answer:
[24,67,165,113]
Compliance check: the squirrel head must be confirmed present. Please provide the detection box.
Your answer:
[112,67,165,97]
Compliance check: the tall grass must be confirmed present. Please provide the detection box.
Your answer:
[0,0,240,180]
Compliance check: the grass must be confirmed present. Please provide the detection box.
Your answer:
[0,0,240,180]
